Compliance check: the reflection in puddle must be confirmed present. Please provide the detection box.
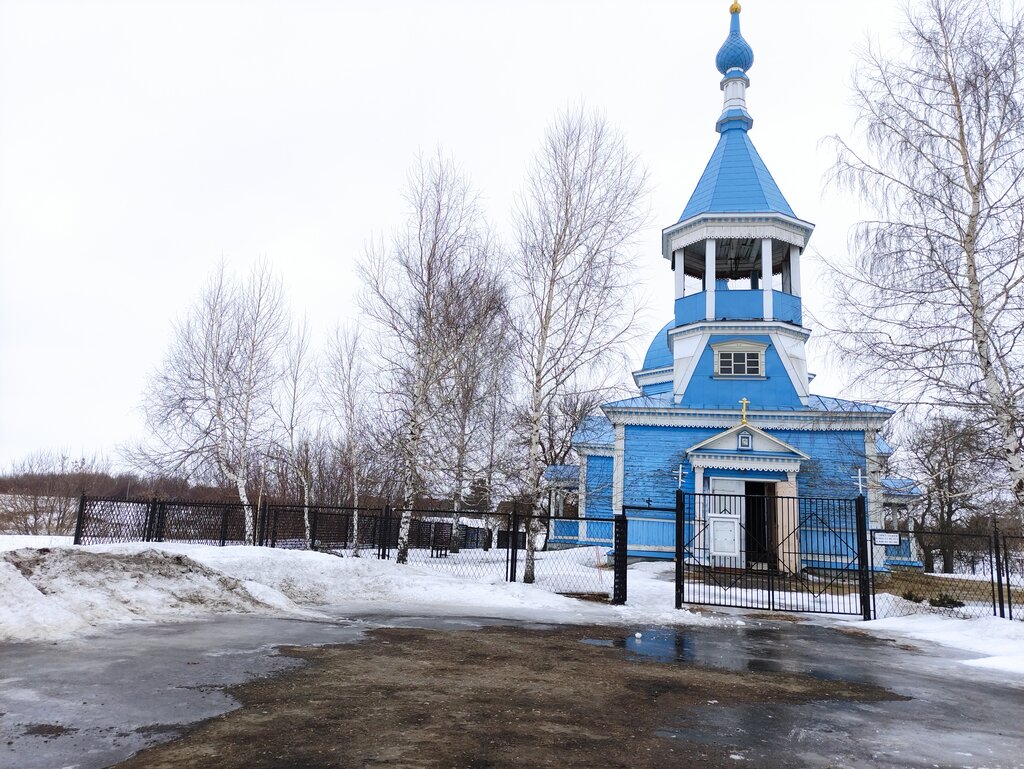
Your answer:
[581,628,807,676]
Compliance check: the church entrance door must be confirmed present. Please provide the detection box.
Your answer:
[744,481,776,569]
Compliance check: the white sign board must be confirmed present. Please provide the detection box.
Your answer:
[873,531,901,546]
[709,516,741,558]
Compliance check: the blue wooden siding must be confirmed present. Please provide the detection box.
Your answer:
[562,426,874,568]
[680,334,805,409]
[585,455,614,517]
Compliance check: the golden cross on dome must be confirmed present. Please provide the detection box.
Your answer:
[740,397,750,424]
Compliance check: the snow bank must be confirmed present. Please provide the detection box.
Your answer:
[0,547,297,643]
[0,540,729,643]
[856,614,1024,677]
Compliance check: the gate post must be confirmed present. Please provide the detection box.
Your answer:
[855,495,872,621]
[612,511,628,605]
[675,489,684,610]
[993,519,1006,618]
[73,494,87,546]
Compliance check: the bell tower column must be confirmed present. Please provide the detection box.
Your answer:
[705,239,717,320]
[789,244,801,296]
[761,237,773,320]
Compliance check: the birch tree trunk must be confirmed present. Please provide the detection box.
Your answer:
[826,0,1024,510]
[512,108,647,583]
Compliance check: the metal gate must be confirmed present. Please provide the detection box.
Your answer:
[674,491,871,618]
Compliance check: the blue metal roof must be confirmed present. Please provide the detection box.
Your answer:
[642,320,674,370]
[882,477,923,497]
[543,464,580,487]
[679,127,796,222]
[601,392,894,415]
[806,395,894,415]
[573,415,615,447]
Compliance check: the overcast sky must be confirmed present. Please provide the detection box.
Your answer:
[0,0,906,465]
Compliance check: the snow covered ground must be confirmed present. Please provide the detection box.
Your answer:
[1,535,1021,677]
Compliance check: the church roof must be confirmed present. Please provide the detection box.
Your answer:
[642,320,675,370]
[573,414,615,448]
[601,391,893,415]
[543,464,580,488]
[678,128,796,222]
[676,3,797,224]
[882,477,923,497]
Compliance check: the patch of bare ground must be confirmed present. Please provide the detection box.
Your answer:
[112,624,900,769]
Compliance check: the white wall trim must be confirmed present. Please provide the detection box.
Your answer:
[689,454,803,473]
[612,424,625,515]
[601,408,892,432]
[662,213,814,260]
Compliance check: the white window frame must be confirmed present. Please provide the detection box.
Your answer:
[711,340,767,379]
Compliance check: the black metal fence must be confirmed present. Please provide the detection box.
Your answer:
[672,491,871,617]
[72,496,625,602]
[870,527,1024,622]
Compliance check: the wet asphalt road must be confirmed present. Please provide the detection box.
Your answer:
[0,612,1021,769]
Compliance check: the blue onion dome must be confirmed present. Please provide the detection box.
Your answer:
[715,2,754,75]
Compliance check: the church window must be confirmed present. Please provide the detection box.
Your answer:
[719,351,760,376]
[711,340,767,378]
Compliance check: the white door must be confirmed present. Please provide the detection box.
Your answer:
[708,478,746,567]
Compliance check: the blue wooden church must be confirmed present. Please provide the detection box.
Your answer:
[551,3,903,569]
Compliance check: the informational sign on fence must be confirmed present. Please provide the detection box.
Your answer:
[872,531,901,546]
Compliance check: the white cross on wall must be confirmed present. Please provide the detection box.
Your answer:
[851,467,866,494]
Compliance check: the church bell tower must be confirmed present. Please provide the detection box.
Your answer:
[659,3,816,409]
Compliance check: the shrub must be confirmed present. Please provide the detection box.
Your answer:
[901,590,925,603]
[929,592,965,609]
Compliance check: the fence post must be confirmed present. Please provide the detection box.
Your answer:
[144,497,158,542]
[855,495,872,621]
[612,511,628,605]
[674,489,684,610]
[257,499,269,547]
[219,506,229,547]
[73,494,87,545]
[154,500,167,542]
[1005,535,1015,621]
[509,503,519,583]
[310,507,319,552]
[993,519,1006,619]
[378,505,391,560]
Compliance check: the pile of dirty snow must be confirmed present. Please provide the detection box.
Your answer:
[0,546,297,642]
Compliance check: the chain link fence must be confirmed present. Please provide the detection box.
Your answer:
[871,528,1023,622]
[72,496,618,600]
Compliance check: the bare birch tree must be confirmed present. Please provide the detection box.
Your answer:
[825,0,1024,508]
[270,317,319,545]
[429,255,509,548]
[360,151,490,564]
[512,107,648,582]
[137,262,289,540]
[322,324,372,554]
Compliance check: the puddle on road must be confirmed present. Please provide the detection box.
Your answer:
[582,625,878,685]
[583,629,788,674]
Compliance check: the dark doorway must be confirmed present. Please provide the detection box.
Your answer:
[744,482,775,568]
